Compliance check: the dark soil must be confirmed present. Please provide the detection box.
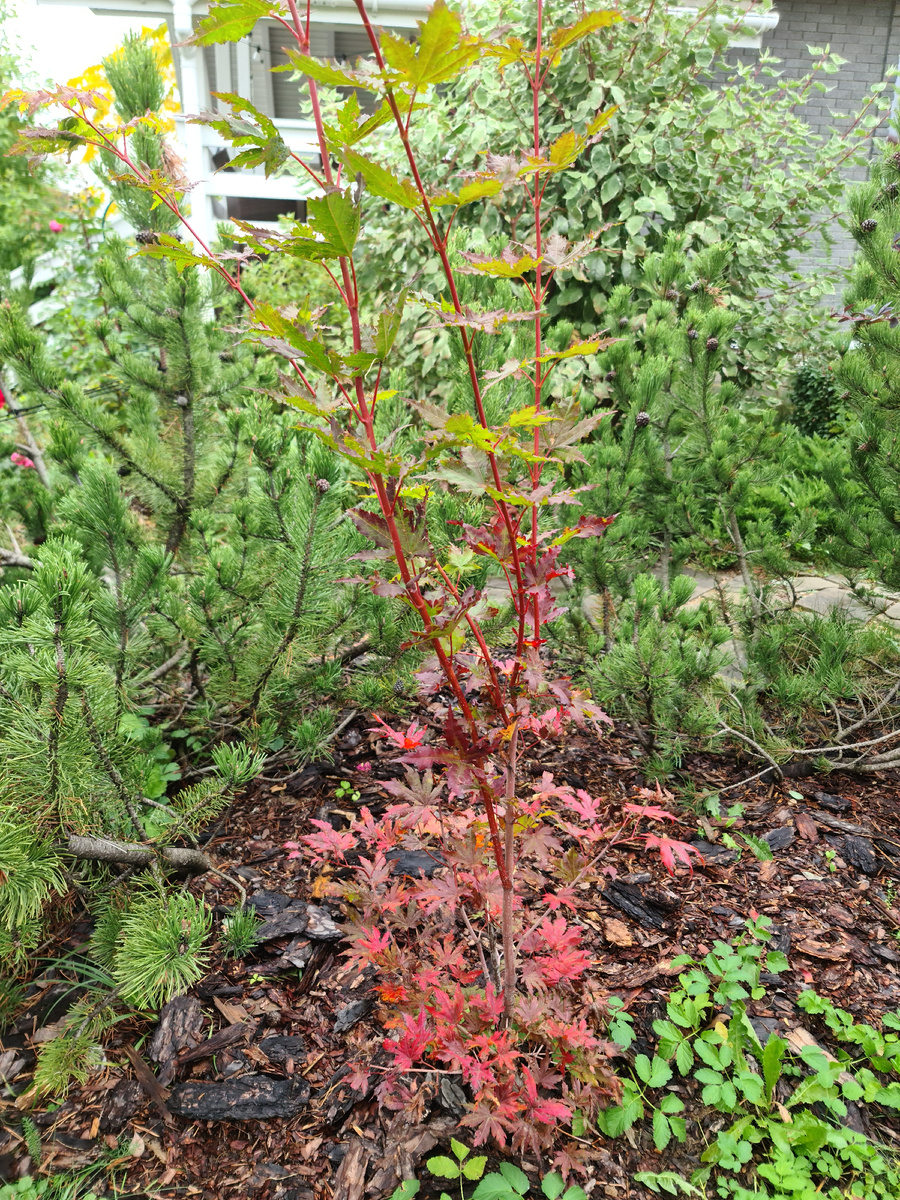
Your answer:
[3,717,900,1199]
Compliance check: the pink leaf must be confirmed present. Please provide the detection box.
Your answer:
[302,819,357,860]
[624,802,678,822]
[369,713,426,749]
[530,1098,571,1125]
[644,834,704,876]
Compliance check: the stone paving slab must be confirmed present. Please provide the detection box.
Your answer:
[569,566,900,689]
[791,576,838,593]
[794,589,883,622]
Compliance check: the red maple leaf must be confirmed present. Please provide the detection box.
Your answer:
[567,789,605,824]
[385,1007,432,1071]
[355,927,391,958]
[530,1097,571,1125]
[542,885,579,912]
[644,833,704,875]
[427,984,466,1028]
[536,916,582,951]
[537,944,592,985]
[369,713,427,749]
[459,1098,520,1147]
[345,1063,371,1092]
[302,820,357,860]
[624,801,678,823]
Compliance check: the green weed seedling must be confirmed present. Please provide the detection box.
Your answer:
[389,1140,587,1200]
[0,1183,98,1200]
[599,923,900,1199]
[335,779,361,805]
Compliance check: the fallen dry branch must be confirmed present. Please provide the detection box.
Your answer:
[59,834,211,872]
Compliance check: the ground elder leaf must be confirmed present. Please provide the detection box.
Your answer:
[462,1157,488,1180]
[542,1174,565,1200]
[471,1176,519,1200]
[428,1157,461,1180]
[498,1163,529,1194]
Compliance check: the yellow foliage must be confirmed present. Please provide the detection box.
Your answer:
[65,24,179,160]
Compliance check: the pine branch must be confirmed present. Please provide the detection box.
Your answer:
[79,691,147,841]
[48,598,69,820]
[0,547,34,570]
[60,395,182,506]
[246,487,326,717]
[138,645,188,685]
[165,394,195,556]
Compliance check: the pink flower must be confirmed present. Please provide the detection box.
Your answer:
[0,387,5,410]
[10,452,35,469]
[282,840,301,860]
[48,220,63,233]
[356,761,372,772]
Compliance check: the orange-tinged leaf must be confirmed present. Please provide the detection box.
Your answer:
[459,250,542,278]
[483,36,533,69]
[508,405,557,429]
[278,49,370,90]
[550,11,623,54]
[548,129,587,170]
[192,0,273,46]
[381,0,479,88]
[458,178,503,205]
[535,336,617,363]
[587,104,618,136]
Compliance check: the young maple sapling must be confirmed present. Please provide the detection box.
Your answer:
[3,0,693,1023]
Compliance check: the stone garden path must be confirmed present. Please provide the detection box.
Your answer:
[485,567,900,686]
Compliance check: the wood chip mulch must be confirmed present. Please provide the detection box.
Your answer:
[3,718,900,1198]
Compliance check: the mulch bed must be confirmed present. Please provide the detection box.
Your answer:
[3,716,900,1198]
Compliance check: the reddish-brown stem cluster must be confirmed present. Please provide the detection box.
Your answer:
[43,0,605,1017]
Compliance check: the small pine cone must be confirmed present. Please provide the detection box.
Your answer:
[689,281,703,293]
[604,370,617,382]
[886,183,898,198]
[635,411,651,427]
[860,218,878,234]
[315,478,331,493]
[135,229,158,245]
[618,316,629,329]
[706,336,719,352]
[857,440,875,453]
[892,151,900,168]
[664,287,679,301]
[687,328,699,341]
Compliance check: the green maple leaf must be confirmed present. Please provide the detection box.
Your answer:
[381,0,479,88]
[192,0,273,46]
[307,191,360,256]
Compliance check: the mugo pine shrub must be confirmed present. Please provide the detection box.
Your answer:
[0,28,405,1086]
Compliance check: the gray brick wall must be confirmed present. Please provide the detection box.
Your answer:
[746,1,900,280]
